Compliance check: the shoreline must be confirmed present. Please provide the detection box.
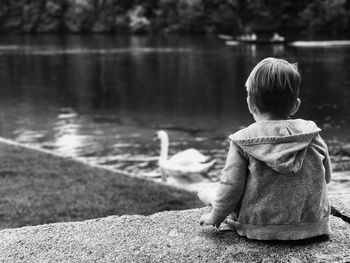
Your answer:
[0,137,203,230]
[1,136,349,207]
[0,136,348,230]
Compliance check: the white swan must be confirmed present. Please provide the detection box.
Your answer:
[156,130,216,181]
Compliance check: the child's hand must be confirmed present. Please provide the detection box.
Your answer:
[199,213,222,228]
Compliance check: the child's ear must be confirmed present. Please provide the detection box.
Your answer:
[247,96,254,114]
[290,98,301,116]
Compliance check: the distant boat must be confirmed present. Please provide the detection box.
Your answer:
[225,40,239,46]
[226,39,350,47]
[225,32,287,46]
[226,39,287,46]
[0,45,19,50]
[289,40,350,47]
[218,34,234,40]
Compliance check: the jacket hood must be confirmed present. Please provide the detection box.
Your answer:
[229,119,321,174]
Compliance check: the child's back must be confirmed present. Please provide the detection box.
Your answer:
[222,119,331,240]
[199,57,331,240]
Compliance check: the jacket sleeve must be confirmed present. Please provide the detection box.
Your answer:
[210,140,248,223]
[324,146,332,184]
[313,134,332,184]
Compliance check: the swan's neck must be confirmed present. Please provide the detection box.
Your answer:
[159,135,169,162]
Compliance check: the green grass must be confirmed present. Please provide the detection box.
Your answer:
[0,141,203,229]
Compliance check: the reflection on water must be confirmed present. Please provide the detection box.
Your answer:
[2,46,196,55]
[54,115,83,157]
[0,35,349,195]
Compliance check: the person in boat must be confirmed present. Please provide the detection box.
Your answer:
[198,57,331,240]
[271,32,285,42]
[250,33,257,40]
[238,33,257,41]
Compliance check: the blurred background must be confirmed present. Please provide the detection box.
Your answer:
[0,0,349,196]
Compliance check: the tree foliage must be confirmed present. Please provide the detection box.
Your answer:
[0,0,349,37]
[299,0,350,36]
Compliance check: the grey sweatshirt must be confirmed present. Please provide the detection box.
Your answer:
[211,119,331,240]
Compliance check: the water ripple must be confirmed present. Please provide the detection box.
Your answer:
[0,46,196,56]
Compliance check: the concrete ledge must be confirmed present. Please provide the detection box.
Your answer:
[0,207,349,263]
[0,137,349,262]
[330,196,350,224]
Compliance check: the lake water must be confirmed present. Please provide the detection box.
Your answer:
[0,35,349,197]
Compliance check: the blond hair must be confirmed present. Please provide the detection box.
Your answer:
[246,57,301,117]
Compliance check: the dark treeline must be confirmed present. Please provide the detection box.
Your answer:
[0,0,349,38]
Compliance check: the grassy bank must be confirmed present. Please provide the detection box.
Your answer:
[0,140,203,230]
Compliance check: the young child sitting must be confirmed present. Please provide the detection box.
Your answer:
[199,57,331,240]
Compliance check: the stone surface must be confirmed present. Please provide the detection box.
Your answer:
[324,171,350,208]
[0,137,348,262]
[330,195,350,224]
[0,207,349,263]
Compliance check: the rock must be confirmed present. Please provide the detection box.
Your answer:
[330,195,350,223]
[328,171,350,208]
[0,205,349,262]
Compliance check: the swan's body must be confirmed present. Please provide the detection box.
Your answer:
[156,130,216,180]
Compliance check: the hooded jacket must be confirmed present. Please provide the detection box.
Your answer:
[211,119,331,240]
